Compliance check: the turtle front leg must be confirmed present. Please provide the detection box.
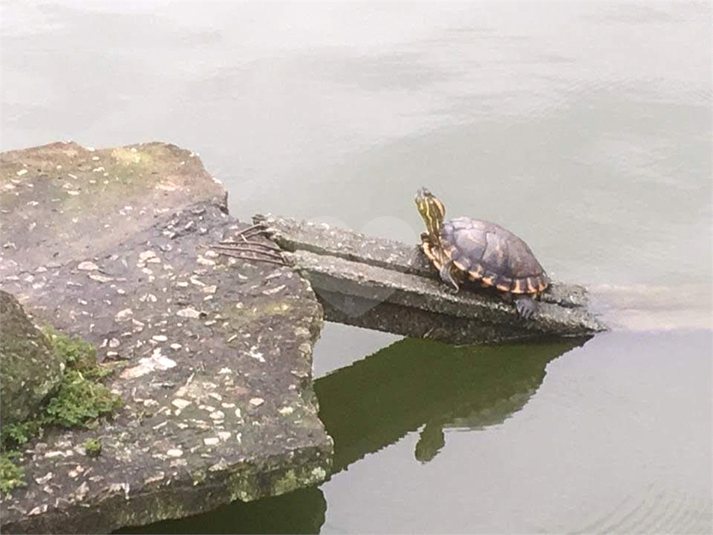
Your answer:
[439,261,460,292]
[514,294,538,319]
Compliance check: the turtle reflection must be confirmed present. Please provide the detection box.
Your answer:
[316,336,589,472]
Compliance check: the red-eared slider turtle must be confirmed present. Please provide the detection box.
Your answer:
[415,187,549,318]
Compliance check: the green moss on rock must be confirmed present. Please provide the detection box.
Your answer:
[0,420,43,449]
[0,452,25,494]
[42,326,97,372]
[1,327,122,493]
[35,327,123,429]
[44,369,121,427]
[83,438,102,458]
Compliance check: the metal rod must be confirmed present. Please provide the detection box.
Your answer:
[214,244,284,258]
[234,223,268,238]
[216,240,282,251]
[216,250,286,266]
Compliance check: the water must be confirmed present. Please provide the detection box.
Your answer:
[2,1,711,533]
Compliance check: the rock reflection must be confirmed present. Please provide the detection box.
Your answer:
[116,485,325,534]
[316,336,591,472]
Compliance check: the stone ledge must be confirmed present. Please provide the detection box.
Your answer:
[0,142,332,534]
[256,215,607,344]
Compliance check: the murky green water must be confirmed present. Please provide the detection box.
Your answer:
[2,1,711,533]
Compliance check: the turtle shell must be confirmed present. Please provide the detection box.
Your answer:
[422,216,548,295]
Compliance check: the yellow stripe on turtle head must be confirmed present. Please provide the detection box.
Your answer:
[415,188,446,239]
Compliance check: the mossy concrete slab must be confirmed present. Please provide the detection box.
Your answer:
[0,143,332,534]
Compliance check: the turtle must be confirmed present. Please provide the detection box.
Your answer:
[415,187,549,318]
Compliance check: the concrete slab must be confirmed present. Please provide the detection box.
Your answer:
[256,215,606,344]
[0,143,332,534]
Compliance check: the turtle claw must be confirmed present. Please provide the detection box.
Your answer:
[514,295,537,319]
[439,262,460,292]
[214,224,285,266]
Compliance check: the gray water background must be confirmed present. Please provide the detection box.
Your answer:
[2,1,711,533]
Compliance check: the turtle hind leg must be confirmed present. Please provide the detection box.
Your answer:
[514,294,538,319]
[439,261,460,292]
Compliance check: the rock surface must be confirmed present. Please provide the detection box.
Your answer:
[0,290,63,425]
[0,142,332,534]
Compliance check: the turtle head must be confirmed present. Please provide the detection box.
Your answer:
[415,187,446,238]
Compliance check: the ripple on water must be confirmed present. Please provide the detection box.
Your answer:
[573,486,712,535]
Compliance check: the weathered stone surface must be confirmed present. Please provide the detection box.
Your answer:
[0,143,332,534]
[0,142,227,278]
[257,215,607,344]
[0,290,63,425]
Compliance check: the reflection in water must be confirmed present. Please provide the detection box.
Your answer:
[117,336,589,534]
[316,336,591,473]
